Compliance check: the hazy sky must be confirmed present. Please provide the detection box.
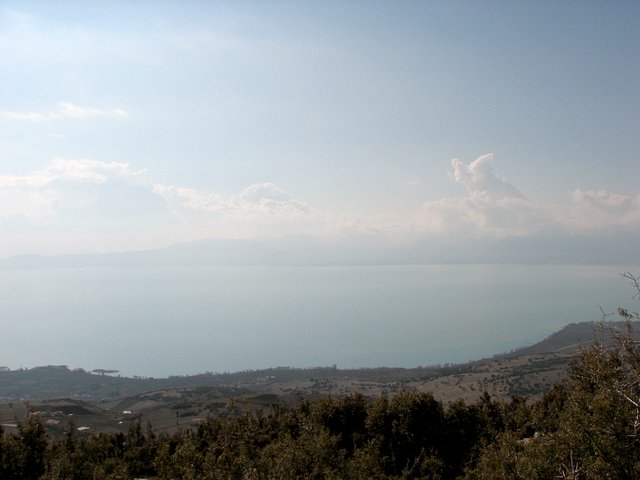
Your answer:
[1,1,639,258]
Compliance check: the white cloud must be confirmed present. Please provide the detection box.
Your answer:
[0,111,47,122]
[154,182,310,218]
[0,159,325,248]
[388,154,545,239]
[450,153,528,201]
[420,156,640,238]
[57,102,128,119]
[236,183,309,212]
[153,181,325,240]
[44,158,145,184]
[565,189,640,229]
[0,187,54,221]
[409,195,544,239]
[0,102,128,122]
[572,189,633,212]
[0,159,159,224]
[1,154,639,258]
[153,185,227,215]
[239,182,289,204]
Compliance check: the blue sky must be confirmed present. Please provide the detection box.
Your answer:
[1,1,639,259]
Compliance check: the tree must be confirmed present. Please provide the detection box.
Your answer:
[17,414,48,480]
[469,273,640,479]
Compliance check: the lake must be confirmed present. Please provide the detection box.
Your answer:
[1,264,637,377]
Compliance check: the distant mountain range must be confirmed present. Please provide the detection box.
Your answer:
[2,230,639,268]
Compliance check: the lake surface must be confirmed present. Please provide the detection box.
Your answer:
[1,264,638,377]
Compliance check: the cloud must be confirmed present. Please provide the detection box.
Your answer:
[421,155,640,239]
[450,153,528,201]
[239,182,290,205]
[237,183,309,212]
[0,184,54,221]
[0,159,325,247]
[153,182,310,217]
[408,195,545,239]
[565,189,640,229]
[390,154,544,239]
[57,102,128,119]
[0,111,48,122]
[43,158,144,184]
[0,159,162,224]
[153,181,323,240]
[572,189,633,212]
[1,154,639,258]
[152,185,227,215]
[0,102,128,122]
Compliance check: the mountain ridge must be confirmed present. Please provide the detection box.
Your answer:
[2,231,639,268]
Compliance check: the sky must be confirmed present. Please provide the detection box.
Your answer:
[1,1,639,260]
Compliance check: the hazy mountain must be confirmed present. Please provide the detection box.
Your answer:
[2,228,638,269]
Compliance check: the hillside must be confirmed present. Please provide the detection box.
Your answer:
[1,321,630,404]
[504,320,628,355]
[2,321,633,437]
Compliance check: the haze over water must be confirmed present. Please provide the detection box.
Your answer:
[2,264,636,378]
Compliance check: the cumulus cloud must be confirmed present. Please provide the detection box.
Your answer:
[416,155,640,239]
[153,185,227,215]
[564,189,640,229]
[44,158,146,184]
[0,102,128,122]
[0,185,54,221]
[412,195,544,238]
[236,183,309,212]
[153,182,310,218]
[154,182,308,217]
[0,159,162,224]
[572,189,633,212]
[397,154,543,238]
[153,181,324,240]
[239,182,290,205]
[450,153,528,201]
[1,154,639,258]
[0,159,324,247]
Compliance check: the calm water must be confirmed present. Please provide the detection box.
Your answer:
[1,265,638,377]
